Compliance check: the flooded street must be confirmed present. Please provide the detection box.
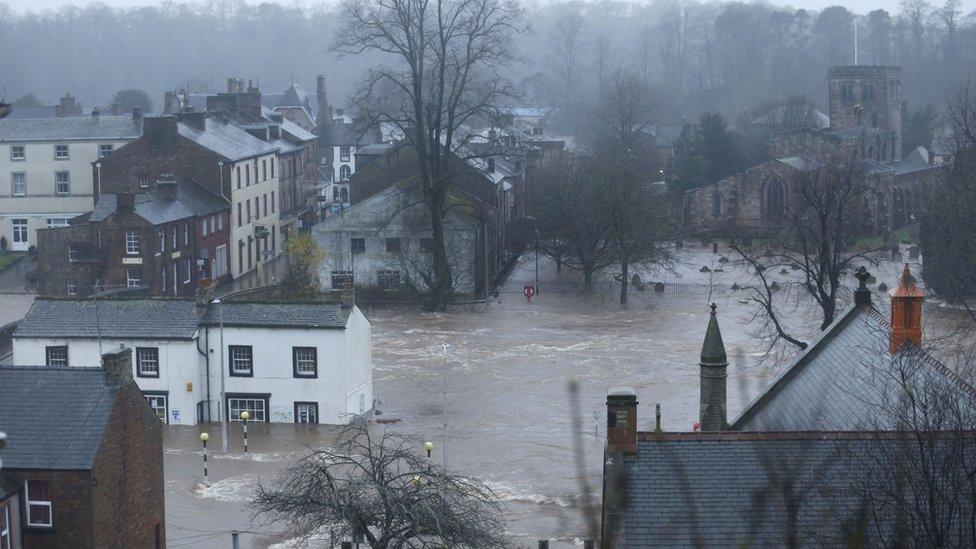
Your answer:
[163,245,947,548]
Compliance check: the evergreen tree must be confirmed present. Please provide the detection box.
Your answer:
[698,112,742,183]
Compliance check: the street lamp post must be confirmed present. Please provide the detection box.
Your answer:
[213,298,228,453]
[200,432,210,486]
[424,441,434,472]
[240,411,250,453]
[534,226,540,294]
[441,344,448,469]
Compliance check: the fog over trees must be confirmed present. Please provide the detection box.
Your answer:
[2,0,975,120]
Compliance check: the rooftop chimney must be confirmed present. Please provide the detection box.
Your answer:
[117,192,135,212]
[177,110,206,131]
[102,347,133,386]
[699,304,728,432]
[890,264,925,353]
[227,77,242,94]
[91,107,100,121]
[606,387,638,455]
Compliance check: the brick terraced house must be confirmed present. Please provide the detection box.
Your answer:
[0,348,165,549]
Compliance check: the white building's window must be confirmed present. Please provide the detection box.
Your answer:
[1,502,10,548]
[292,347,317,378]
[136,347,159,377]
[45,346,68,367]
[229,397,266,422]
[145,393,167,423]
[10,172,26,196]
[46,218,69,227]
[68,244,78,262]
[55,171,70,195]
[340,146,351,162]
[99,144,114,158]
[139,176,149,189]
[331,270,353,288]
[214,244,228,278]
[125,231,140,254]
[10,145,25,161]
[295,402,318,424]
[24,480,53,527]
[339,164,351,181]
[126,267,142,287]
[11,219,27,246]
[229,345,253,376]
[351,237,365,254]
[54,144,69,160]
[66,279,77,295]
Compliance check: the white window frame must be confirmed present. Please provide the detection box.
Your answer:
[295,402,318,424]
[158,228,165,252]
[214,244,228,278]
[24,480,53,527]
[10,145,24,161]
[171,261,178,295]
[139,176,149,189]
[11,219,27,245]
[340,146,351,162]
[46,218,69,228]
[67,279,77,295]
[183,257,191,283]
[228,397,266,422]
[184,223,189,246]
[54,171,70,195]
[202,218,209,236]
[126,267,141,287]
[145,393,168,423]
[0,502,10,549]
[171,226,177,249]
[10,172,26,196]
[54,144,69,160]
[217,213,223,231]
[229,345,253,376]
[160,264,166,292]
[45,345,68,367]
[293,347,317,377]
[68,244,78,262]
[136,347,160,377]
[125,231,140,255]
[99,144,114,158]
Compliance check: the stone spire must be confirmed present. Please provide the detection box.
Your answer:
[699,303,728,432]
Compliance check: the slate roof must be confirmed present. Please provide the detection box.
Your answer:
[0,115,142,142]
[731,301,976,431]
[178,116,277,161]
[613,432,909,547]
[0,367,116,469]
[201,302,351,329]
[14,298,203,339]
[825,126,887,140]
[5,106,58,119]
[892,146,939,175]
[89,181,229,225]
[325,123,376,147]
[277,83,312,110]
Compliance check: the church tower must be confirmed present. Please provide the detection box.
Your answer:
[827,65,903,161]
[699,304,728,432]
[890,264,925,353]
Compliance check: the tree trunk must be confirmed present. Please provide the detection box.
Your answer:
[583,268,593,292]
[619,257,629,305]
[427,200,454,311]
[556,257,562,273]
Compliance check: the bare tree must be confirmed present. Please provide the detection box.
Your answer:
[253,423,506,548]
[730,152,880,351]
[334,0,523,310]
[548,9,586,109]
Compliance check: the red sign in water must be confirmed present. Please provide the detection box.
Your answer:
[524,285,535,302]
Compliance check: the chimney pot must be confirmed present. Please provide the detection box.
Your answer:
[102,347,133,385]
[131,106,143,121]
[606,387,638,455]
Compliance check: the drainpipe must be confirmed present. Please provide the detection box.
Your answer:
[217,161,226,200]
[196,325,211,422]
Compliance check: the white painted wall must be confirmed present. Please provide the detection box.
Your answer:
[0,139,131,250]
[11,336,202,425]
[11,306,373,425]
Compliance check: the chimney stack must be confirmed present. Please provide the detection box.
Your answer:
[91,107,100,121]
[890,264,925,353]
[699,304,728,432]
[227,77,242,94]
[606,387,638,455]
[102,347,133,385]
[117,193,135,212]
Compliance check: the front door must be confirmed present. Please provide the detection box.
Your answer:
[11,219,28,251]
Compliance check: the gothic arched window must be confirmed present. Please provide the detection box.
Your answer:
[711,192,722,218]
[763,179,785,221]
[339,165,352,181]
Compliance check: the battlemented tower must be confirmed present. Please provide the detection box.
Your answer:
[827,65,903,161]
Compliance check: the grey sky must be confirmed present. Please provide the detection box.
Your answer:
[5,0,975,14]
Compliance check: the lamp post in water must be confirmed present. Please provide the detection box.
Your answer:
[199,432,210,485]
[240,411,250,454]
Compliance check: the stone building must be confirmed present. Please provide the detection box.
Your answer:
[685,65,940,236]
[601,267,976,545]
[0,348,165,548]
